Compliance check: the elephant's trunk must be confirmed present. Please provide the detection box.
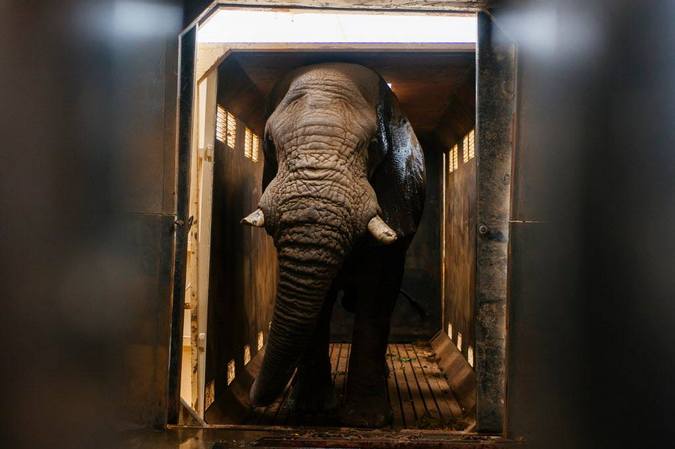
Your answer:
[250,220,348,406]
[248,119,384,406]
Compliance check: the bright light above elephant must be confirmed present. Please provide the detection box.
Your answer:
[197,9,477,44]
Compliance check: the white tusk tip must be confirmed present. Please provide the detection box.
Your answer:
[368,215,397,244]
[241,208,265,227]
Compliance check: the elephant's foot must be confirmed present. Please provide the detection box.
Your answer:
[340,393,392,428]
[287,374,337,413]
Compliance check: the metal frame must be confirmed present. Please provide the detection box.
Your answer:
[168,25,197,425]
[474,11,517,434]
[168,1,516,437]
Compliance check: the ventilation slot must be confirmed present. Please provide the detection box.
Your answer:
[244,128,253,158]
[449,145,459,173]
[216,106,227,143]
[243,345,251,365]
[467,129,475,160]
[226,111,237,149]
[226,359,236,385]
[252,135,260,162]
[257,331,264,350]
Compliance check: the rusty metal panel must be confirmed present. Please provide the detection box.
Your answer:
[474,11,517,433]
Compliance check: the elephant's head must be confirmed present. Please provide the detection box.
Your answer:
[242,63,425,406]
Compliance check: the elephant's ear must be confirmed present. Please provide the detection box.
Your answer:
[261,73,295,191]
[261,129,277,191]
[367,78,426,238]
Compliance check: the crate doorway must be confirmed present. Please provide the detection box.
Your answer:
[170,3,516,437]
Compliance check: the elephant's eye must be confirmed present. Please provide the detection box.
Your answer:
[285,92,305,105]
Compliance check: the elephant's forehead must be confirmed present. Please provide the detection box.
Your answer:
[288,64,379,99]
[291,69,358,90]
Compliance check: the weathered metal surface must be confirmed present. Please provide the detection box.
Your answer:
[474,12,517,434]
[168,26,198,425]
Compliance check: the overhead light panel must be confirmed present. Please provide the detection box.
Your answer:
[198,9,476,44]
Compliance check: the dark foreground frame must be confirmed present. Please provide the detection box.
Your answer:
[168,0,517,437]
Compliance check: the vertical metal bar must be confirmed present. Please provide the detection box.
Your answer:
[475,10,517,434]
[168,25,197,425]
[441,151,447,331]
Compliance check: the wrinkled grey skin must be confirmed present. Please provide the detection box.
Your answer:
[247,63,426,427]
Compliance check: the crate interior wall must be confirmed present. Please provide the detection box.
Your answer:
[201,50,477,429]
[205,57,277,408]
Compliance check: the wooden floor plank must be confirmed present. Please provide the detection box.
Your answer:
[387,344,409,427]
[396,344,426,425]
[411,344,456,422]
[423,348,463,420]
[245,341,465,429]
[402,343,440,423]
[398,344,430,427]
[392,344,418,425]
[418,347,464,418]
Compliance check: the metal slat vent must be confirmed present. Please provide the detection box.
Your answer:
[462,129,475,163]
[257,331,264,350]
[462,137,469,163]
[243,345,251,365]
[448,145,459,173]
[216,107,238,150]
[244,128,253,158]
[216,106,227,144]
[467,129,475,160]
[226,111,237,149]
[252,136,260,162]
[226,359,236,385]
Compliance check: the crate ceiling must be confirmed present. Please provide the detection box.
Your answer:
[228,51,475,134]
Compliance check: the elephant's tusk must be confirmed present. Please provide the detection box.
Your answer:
[241,208,265,227]
[368,215,397,244]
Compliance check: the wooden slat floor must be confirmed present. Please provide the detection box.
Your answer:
[246,343,466,430]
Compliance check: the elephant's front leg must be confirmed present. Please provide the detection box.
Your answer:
[341,244,407,427]
[287,288,337,413]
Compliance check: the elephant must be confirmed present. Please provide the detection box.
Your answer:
[241,62,426,427]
